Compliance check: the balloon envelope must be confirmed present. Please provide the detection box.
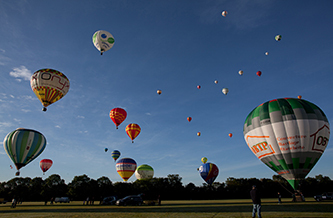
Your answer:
[125,123,141,143]
[116,158,137,181]
[111,150,121,161]
[222,88,229,95]
[275,34,282,41]
[157,90,162,95]
[197,85,201,89]
[239,70,243,75]
[187,117,192,122]
[229,133,233,138]
[221,11,227,17]
[30,69,70,111]
[40,159,53,174]
[110,108,127,129]
[3,128,47,175]
[199,162,219,185]
[201,157,207,164]
[256,71,262,77]
[92,30,115,55]
[135,164,154,180]
[243,98,330,190]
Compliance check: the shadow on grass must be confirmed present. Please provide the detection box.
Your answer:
[1,201,333,214]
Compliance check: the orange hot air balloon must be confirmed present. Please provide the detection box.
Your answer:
[40,159,53,175]
[298,95,302,99]
[126,123,141,143]
[229,133,233,138]
[197,85,201,89]
[197,132,201,136]
[256,71,262,77]
[110,108,127,129]
[157,90,162,95]
[187,117,192,122]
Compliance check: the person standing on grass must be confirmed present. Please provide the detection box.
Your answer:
[250,185,261,218]
[277,192,282,204]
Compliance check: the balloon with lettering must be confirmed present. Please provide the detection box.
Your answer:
[199,162,219,185]
[243,98,330,190]
[30,69,70,111]
[110,108,127,129]
[92,30,115,55]
[116,158,137,181]
[40,159,53,175]
[125,123,141,143]
[111,150,121,162]
[135,164,154,180]
[3,128,47,176]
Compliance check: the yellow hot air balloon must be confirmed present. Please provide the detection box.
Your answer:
[30,69,70,111]
[201,157,207,164]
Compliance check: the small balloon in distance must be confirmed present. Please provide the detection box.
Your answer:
[275,34,282,41]
[214,80,218,84]
[221,11,227,17]
[229,133,233,137]
[197,132,201,136]
[238,70,243,75]
[187,117,192,122]
[298,95,302,99]
[256,71,262,77]
[157,89,162,95]
[197,85,201,89]
[222,88,229,95]
[265,52,269,56]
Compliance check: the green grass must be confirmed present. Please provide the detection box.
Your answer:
[1,198,333,218]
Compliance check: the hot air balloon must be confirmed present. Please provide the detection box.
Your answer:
[275,34,282,41]
[3,128,47,176]
[201,157,207,164]
[40,159,53,175]
[92,30,115,55]
[105,148,108,152]
[197,85,201,89]
[116,158,137,181]
[125,123,141,143]
[229,133,233,138]
[157,89,162,95]
[221,11,227,17]
[110,108,127,129]
[243,98,330,190]
[135,164,154,180]
[298,95,302,99]
[199,162,219,185]
[30,69,70,111]
[265,52,269,56]
[214,80,218,84]
[222,88,229,95]
[111,150,121,162]
[239,70,244,75]
[197,132,201,136]
[187,117,192,122]
[256,71,262,77]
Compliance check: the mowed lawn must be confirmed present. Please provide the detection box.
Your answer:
[1,198,333,218]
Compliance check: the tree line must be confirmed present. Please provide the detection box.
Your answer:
[0,174,331,202]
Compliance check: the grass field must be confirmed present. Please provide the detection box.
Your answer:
[1,198,333,218]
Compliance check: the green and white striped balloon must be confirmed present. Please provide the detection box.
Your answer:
[243,98,330,190]
[3,128,47,175]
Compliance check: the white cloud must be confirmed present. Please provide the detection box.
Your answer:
[77,115,85,119]
[55,125,61,128]
[9,66,32,81]
[21,109,30,113]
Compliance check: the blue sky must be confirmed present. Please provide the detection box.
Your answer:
[0,0,332,186]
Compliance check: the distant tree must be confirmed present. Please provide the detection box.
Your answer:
[96,176,114,199]
[67,174,90,200]
[43,174,67,200]
[29,177,45,201]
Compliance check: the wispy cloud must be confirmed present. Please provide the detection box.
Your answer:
[9,66,32,81]
[77,115,85,119]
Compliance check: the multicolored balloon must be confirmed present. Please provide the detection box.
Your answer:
[197,132,201,136]
[135,164,154,180]
[92,30,115,55]
[243,98,330,190]
[30,69,70,111]
[40,159,53,175]
[111,150,121,162]
[125,123,141,143]
[201,157,207,164]
[116,158,137,181]
[199,162,219,185]
[110,108,127,129]
[221,11,227,17]
[3,128,47,176]
[275,34,282,41]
